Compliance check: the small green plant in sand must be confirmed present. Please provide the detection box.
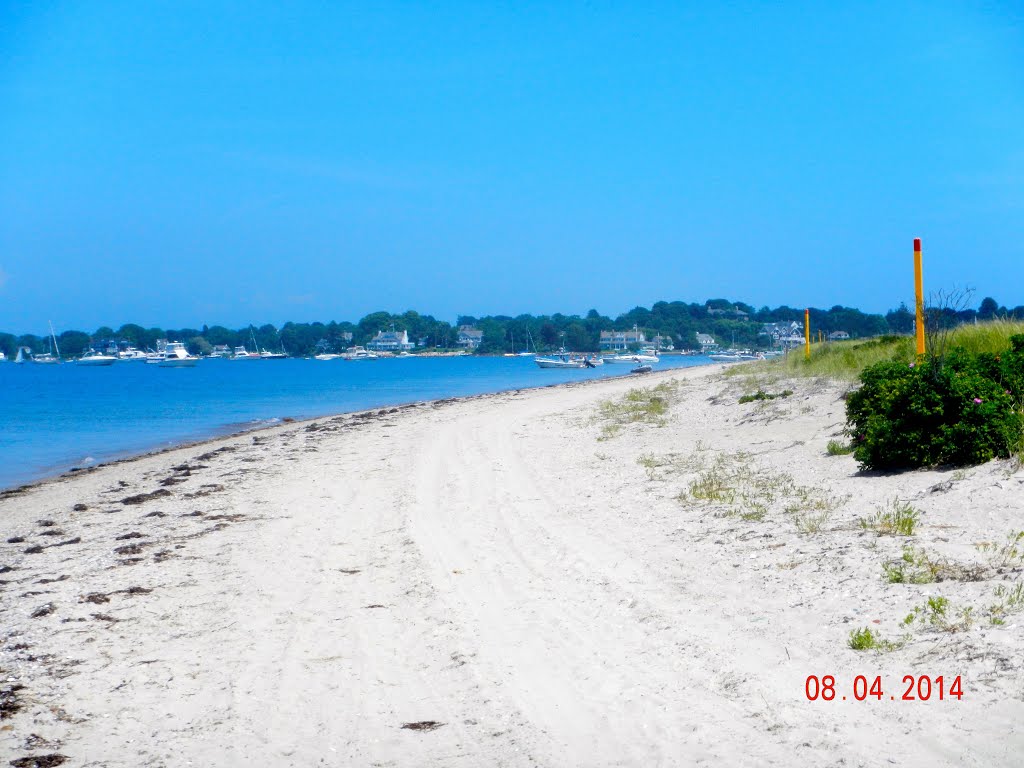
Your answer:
[738,389,794,404]
[987,583,1024,625]
[903,596,974,633]
[883,545,985,584]
[783,484,844,535]
[792,510,831,534]
[596,381,678,440]
[848,627,904,652]
[686,469,736,503]
[674,448,845,532]
[975,531,1024,569]
[637,453,673,480]
[826,439,854,456]
[860,499,919,536]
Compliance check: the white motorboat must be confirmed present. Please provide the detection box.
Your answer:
[232,345,259,360]
[0,351,5,362]
[708,349,763,363]
[76,349,117,366]
[149,341,198,367]
[535,356,586,369]
[534,350,602,369]
[342,346,378,360]
[314,353,342,361]
[117,346,149,361]
[603,353,659,365]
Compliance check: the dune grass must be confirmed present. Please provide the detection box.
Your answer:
[732,319,1024,381]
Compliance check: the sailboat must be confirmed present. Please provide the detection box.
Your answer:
[33,322,63,364]
[258,329,287,359]
[517,329,537,356]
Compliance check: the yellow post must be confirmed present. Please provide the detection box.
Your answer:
[804,308,810,361]
[914,237,925,356]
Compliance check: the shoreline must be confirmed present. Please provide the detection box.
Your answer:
[2,363,1021,766]
[1,363,717,498]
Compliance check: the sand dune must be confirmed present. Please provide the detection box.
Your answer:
[2,366,1022,766]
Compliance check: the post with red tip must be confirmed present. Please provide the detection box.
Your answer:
[914,238,925,357]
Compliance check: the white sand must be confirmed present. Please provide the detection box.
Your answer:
[1,365,1022,766]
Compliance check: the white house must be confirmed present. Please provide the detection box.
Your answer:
[599,329,647,350]
[695,333,717,352]
[367,329,414,351]
[829,330,850,341]
[457,326,484,349]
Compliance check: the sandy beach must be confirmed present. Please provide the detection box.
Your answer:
[2,365,1022,767]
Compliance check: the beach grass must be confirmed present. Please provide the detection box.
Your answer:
[596,380,678,439]
[732,319,1024,381]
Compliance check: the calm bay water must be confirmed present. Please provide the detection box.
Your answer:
[0,355,712,490]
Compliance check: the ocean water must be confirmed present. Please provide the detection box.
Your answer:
[0,355,713,490]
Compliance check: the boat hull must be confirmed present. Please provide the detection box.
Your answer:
[535,358,585,369]
[603,355,659,364]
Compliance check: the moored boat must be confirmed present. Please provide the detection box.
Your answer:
[603,352,659,365]
[342,346,378,360]
[147,341,198,367]
[76,349,118,366]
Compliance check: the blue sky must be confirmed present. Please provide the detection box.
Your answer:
[1,1,1022,332]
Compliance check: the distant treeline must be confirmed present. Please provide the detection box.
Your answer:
[3,296,1021,359]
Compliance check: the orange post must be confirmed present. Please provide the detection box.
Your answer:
[914,238,925,356]
[804,309,810,361]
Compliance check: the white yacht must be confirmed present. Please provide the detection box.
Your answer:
[76,348,118,366]
[314,353,342,361]
[342,346,378,360]
[155,341,198,367]
[117,346,149,361]
[0,351,5,362]
[232,345,258,360]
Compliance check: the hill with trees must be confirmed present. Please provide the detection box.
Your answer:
[2,296,1021,359]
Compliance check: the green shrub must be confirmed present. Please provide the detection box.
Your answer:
[845,337,1024,470]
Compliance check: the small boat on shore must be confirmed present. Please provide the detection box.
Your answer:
[631,364,653,374]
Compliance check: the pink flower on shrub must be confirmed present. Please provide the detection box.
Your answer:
[973,398,983,404]
[908,362,915,368]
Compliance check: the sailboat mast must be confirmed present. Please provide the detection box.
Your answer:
[49,321,62,362]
